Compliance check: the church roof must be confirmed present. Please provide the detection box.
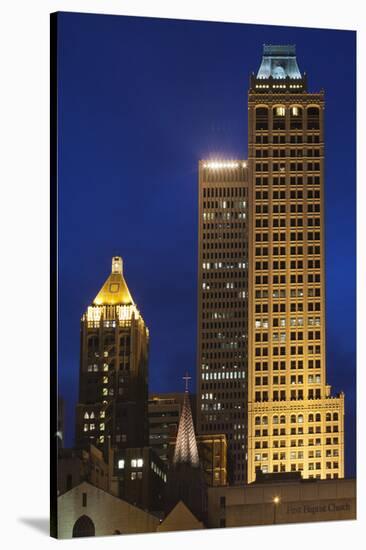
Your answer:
[93,256,134,306]
[157,501,204,532]
[173,384,199,468]
[256,44,302,80]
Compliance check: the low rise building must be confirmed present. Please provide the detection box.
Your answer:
[57,481,159,538]
[207,477,356,528]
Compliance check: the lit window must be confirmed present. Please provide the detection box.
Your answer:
[275,107,285,116]
[118,459,125,469]
[131,459,137,467]
[100,423,105,431]
[84,412,89,419]
[291,107,299,116]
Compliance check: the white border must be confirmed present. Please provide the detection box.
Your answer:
[0,1,364,548]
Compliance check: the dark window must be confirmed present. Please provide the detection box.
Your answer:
[256,107,269,130]
[66,474,73,491]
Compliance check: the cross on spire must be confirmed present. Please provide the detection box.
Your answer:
[182,372,191,392]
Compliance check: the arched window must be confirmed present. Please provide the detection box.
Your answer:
[290,106,303,129]
[72,515,95,538]
[315,413,321,422]
[262,415,268,425]
[273,106,286,130]
[290,414,296,423]
[333,412,339,421]
[88,336,99,350]
[90,412,95,419]
[83,412,89,419]
[256,107,269,131]
[273,415,279,425]
[298,414,304,424]
[255,416,261,425]
[307,107,320,130]
[280,415,286,424]
[326,412,331,422]
[308,413,314,422]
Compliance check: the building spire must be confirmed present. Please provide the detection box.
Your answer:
[93,256,134,306]
[172,374,199,468]
[182,371,191,392]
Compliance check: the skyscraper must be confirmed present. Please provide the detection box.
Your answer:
[197,45,345,486]
[196,161,248,484]
[247,45,344,482]
[75,256,149,453]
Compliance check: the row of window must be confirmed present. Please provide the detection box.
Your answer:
[256,175,320,185]
[255,106,320,131]
[255,244,321,255]
[254,389,323,401]
[202,187,246,198]
[255,204,312,213]
[255,190,319,200]
[255,346,321,358]
[255,149,320,157]
[255,359,321,370]
[255,162,321,171]
[255,134,320,144]
[255,275,321,286]
[255,449,339,460]
[255,374,321,385]
[255,258,320,270]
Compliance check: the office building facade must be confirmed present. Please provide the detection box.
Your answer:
[196,161,249,484]
[247,45,344,482]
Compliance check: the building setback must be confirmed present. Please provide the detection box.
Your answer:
[247,45,344,482]
[196,161,248,484]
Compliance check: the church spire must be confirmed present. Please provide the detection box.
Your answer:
[173,373,199,468]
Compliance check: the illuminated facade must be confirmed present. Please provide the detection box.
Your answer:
[75,256,149,452]
[247,45,344,482]
[196,433,227,487]
[196,161,248,484]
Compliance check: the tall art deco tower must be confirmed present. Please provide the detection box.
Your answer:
[198,45,345,486]
[75,256,149,452]
[247,45,344,482]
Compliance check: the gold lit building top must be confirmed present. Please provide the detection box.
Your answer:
[93,256,134,306]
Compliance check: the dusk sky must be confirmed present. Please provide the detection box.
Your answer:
[57,12,356,476]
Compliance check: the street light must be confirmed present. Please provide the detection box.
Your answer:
[273,496,280,524]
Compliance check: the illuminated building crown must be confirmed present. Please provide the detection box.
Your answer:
[93,256,134,306]
[256,44,302,80]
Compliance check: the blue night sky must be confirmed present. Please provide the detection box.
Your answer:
[57,12,356,476]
